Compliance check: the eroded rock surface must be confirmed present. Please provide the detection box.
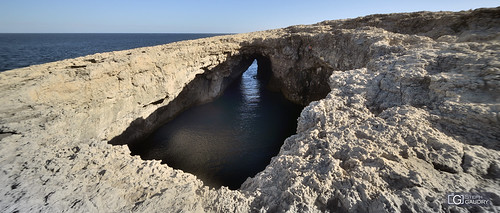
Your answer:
[1,7,499,212]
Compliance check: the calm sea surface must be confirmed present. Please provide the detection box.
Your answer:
[0,33,223,71]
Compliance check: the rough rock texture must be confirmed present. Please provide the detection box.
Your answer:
[1,7,499,212]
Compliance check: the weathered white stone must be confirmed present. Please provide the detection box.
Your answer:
[0,7,499,212]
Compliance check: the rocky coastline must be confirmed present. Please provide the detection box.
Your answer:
[0,7,499,212]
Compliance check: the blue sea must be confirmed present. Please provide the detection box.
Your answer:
[0,33,224,72]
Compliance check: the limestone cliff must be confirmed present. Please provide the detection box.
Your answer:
[0,7,499,212]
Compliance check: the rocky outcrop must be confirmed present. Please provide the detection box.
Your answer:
[1,7,499,212]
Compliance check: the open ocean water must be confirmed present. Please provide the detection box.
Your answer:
[0,33,224,71]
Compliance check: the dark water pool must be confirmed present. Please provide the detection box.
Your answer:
[129,61,302,189]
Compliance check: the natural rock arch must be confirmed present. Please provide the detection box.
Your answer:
[0,7,498,213]
[109,52,282,148]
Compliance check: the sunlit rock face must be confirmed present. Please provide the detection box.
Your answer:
[0,7,499,212]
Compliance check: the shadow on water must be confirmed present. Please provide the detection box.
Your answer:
[128,60,303,189]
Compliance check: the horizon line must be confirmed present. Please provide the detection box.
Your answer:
[0,32,236,34]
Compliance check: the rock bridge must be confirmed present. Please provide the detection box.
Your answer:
[0,7,499,212]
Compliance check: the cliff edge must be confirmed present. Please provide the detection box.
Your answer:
[0,7,499,212]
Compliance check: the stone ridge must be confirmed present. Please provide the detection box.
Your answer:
[0,7,499,212]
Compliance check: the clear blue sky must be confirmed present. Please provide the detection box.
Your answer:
[0,0,498,33]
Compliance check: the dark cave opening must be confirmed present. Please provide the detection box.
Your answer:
[125,57,303,189]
